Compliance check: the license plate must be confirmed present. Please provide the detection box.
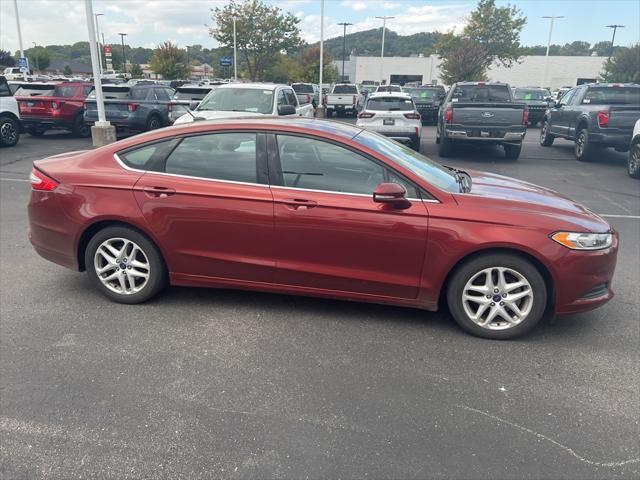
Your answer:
[480,130,490,137]
[383,119,395,125]
[27,101,35,107]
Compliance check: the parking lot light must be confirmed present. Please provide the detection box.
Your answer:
[376,16,394,85]
[542,16,564,88]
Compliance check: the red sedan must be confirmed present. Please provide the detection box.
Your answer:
[28,118,618,339]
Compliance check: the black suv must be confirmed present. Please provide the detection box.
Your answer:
[512,87,552,126]
[540,83,640,161]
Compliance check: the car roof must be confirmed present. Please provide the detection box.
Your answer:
[582,83,640,88]
[455,81,508,86]
[217,83,289,91]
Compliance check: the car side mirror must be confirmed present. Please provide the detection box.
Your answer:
[189,101,200,110]
[278,105,296,115]
[373,183,411,209]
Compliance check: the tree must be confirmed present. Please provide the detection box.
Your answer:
[210,0,303,81]
[601,43,640,83]
[437,36,488,84]
[130,64,144,79]
[298,47,338,84]
[263,54,302,83]
[0,50,15,67]
[63,65,73,76]
[463,0,526,68]
[26,46,50,72]
[149,41,190,80]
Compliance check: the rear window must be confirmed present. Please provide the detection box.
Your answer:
[408,88,440,100]
[377,85,402,93]
[333,85,358,94]
[513,89,547,101]
[53,86,78,98]
[292,84,314,93]
[87,87,130,99]
[582,87,640,105]
[451,84,512,103]
[367,97,414,111]
[15,85,55,96]
[174,87,211,100]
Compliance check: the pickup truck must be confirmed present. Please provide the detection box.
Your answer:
[629,119,640,179]
[540,83,640,161]
[404,86,446,125]
[291,83,320,108]
[436,81,527,159]
[324,84,363,118]
[0,75,21,147]
[174,83,313,124]
[84,84,175,132]
[169,84,214,123]
[17,81,94,137]
[512,87,552,125]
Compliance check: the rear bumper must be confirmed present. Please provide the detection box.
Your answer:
[589,131,633,148]
[326,105,357,111]
[444,128,525,143]
[84,113,146,131]
[21,116,74,129]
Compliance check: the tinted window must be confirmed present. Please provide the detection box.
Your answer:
[197,87,274,114]
[277,135,385,195]
[284,89,298,106]
[153,88,170,101]
[14,85,55,96]
[367,97,414,111]
[82,86,94,97]
[88,87,129,99]
[0,81,10,97]
[377,85,402,93]
[292,84,314,93]
[513,89,547,101]
[276,90,287,107]
[173,88,211,100]
[333,85,358,94]
[451,84,512,103]
[559,89,574,106]
[165,133,257,183]
[582,87,640,105]
[131,88,150,100]
[53,86,78,98]
[118,140,176,170]
[408,88,439,100]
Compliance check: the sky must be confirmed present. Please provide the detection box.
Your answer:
[1,0,638,53]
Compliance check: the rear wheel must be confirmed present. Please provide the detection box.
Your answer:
[0,116,20,147]
[85,226,167,304]
[504,143,522,160]
[575,128,595,161]
[628,143,640,179]
[146,115,162,131]
[446,254,547,339]
[72,115,91,138]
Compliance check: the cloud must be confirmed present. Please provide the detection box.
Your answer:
[340,1,368,12]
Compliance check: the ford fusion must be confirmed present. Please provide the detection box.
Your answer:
[27,118,618,339]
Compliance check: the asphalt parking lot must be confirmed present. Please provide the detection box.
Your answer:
[1,123,639,479]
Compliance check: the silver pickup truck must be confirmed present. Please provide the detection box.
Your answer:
[436,82,527,160]
[324,84,363,118]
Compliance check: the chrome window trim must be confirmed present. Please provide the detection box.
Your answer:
[270,184,439,203]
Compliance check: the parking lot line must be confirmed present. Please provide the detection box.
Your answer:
[0,177,29,183]
[600,214,640,220]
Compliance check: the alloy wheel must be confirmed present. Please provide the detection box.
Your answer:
[461,266,534,330]
[93,238,150,295]
[1,121,17,144]
[576,131,585,156]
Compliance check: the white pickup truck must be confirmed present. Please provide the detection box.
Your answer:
[324,84,363,118]
[174,83,314,124]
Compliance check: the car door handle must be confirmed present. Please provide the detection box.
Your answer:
[282,198,318,210]
[142,186,176,197]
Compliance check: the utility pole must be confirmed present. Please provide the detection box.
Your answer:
[233,17,237,81]
[606,24,625,61]
[12,0,28,80]
[317,0,325,118]
[94,13,104,74]
[376,16,394,85]
[337,22,352,82]
[118,32,128,75]
[542,16,563,88]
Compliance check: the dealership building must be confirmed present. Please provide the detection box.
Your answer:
[333,54,608,89]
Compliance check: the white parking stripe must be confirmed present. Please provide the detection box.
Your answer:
[0,177,29,183]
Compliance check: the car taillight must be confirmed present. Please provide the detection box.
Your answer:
[29,168,59,191]
[444,106,453,124]
[127,103,138,112]
[597,110,610,128]
[404,112,421,120]
[358,111,375,118]
[522,108,529,125]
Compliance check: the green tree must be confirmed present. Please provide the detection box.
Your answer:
[298,47,338,84]
[210,0,303,81]
[130,64,144,79]
[0,50,15,67]
[437,36,488,84]
[263,54,302,83]
[149,41,190,80]
[601,43,640,83]
[63,65,72,76]
[26,46,50,72]
[463,0,526,68]
[560,41,591,56]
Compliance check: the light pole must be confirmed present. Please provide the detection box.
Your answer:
[233,17,237,81]
[337,22,352,82]
[376,16,394,85]
[317,0,325,117]
[118,32,128,75]
[542,15,563,88]
[12,0,28,80]
[606,24,625,61]
[94,13,104,74]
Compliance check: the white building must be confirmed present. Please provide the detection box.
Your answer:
[334,55,608,89]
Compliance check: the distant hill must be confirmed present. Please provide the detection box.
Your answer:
[308,28,439,59]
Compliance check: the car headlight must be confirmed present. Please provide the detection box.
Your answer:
[551,232,613,250]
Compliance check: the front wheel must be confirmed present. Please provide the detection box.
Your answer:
[539,119,554,146]
[85,226,167,304]
[628,143,640,179]
[0,116,20,147]
[446,254,547,339]
[504,143,522,160]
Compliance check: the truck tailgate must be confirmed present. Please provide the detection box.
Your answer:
[327,94,355,105]
[607,106,640,130]
[452,102,525,127]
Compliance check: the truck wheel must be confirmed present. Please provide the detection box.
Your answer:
[504,143,522,160]
[628,144,640,179]
[438,135,453,157]
[0,116,20,147]
[539,120,554,146]
[575,128,595,161]
[72,115,91,138]
[28,125,47,137]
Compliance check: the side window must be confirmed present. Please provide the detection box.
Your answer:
[118,139,176,170]
[154,88,170,101]
[284,89,298,106]
[165,133,257,183]
[0,81,10,97]
[570,88,585,105]
[559,89,574,106]
[82,86,94,97]
[387,169,419,198]
[276,134,385,195]
[276,90,287,107]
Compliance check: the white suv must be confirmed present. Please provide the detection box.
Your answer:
[0,76,21,147]
[356,92,422,151]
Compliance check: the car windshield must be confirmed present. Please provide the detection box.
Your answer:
[582,87,640,105]
[377,85,402,92]
[197,87,274,114]
[333,85,358,94]
[353,129,459,193]
[292,84,314,93]
[367,97,414,111]
[513,89,547,101]
[408,88,440,100]
[452,84,512,103]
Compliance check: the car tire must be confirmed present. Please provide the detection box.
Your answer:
[628,143,640,179]
[0,116,20,147]
[28,125,47,137]
[575,128,595,161]
[326,110,332,118]
[539,119,554,146]
[85,226,167,304]
[446,253,547,339]
[438,134,453,157]
[146,115,162,131]
[504,143,522,160]
[72,115,91,138]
